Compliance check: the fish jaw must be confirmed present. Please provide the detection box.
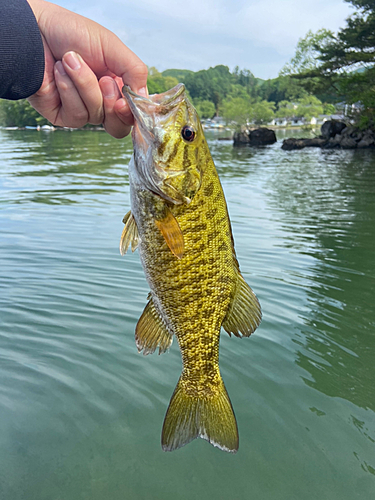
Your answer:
[123,84,203,205]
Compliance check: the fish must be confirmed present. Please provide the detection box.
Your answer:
[120,83,261,453]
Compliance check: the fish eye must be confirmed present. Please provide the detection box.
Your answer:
[181,125,195,143]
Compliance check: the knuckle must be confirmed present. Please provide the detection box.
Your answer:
[123,61,148,84]
[135,62,148,80]
[89,114,104,126]
[62,110,88,128]
[74,109,89,123]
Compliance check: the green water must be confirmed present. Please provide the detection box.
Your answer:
[0,128,374,500]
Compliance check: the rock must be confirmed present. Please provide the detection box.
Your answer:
[352,130,364,142]
[248,128,277,146]
[233,131,250,146]
[341,125,356,137]
[340,136,357,149]
[326,135,342,148]
[321,120,347,139]
[281,137,327,150]
[281,138,307,150]
[282,125,375,150]
[357,133,375,148]
[303,138,327,147]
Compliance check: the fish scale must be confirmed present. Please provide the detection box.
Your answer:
[120,84,261,452]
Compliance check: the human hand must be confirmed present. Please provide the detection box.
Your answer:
[27,0,148,138]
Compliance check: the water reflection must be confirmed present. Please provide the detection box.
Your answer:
[1,128,375,499]
[0,130,133,205]
[269,146,375,412]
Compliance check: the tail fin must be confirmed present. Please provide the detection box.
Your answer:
[161,377,238,453]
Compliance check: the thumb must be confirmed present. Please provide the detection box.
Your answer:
[102,34,148,96]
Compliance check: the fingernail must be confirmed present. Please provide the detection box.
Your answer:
[64,51,81,71]
[117,99,127,111]
[101,79,116,99]
[137,86,148,97]
[55,61,66,76]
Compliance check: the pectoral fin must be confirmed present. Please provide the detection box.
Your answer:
[155,209,184,259]
[120,211,139,255]
[136,296,173,355]
[222,275,262,338]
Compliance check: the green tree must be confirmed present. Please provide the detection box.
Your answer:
[161,69,194,82]
[257,76,307,104]
[184,65,233,111]
[287,1,375,127]
[323,103,336,115]
[0,99,49,127]
[232,67,259,96]
[281,29,334,76]
[220,96,253,129]
[193,100,216,119]
[147,67,179,94]
[227,84,251,99]
[295,95,324,120]
[276,100,296,119]
[252,100,276,125]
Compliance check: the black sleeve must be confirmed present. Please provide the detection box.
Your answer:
[0,0,45,100]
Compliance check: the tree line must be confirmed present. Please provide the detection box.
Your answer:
[1,0,373,129]
[147,0,374,129]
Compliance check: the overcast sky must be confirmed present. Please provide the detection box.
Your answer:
[53,0,353,79]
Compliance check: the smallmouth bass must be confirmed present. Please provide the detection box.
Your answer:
[120,84,261,453]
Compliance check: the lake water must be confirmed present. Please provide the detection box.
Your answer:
[0,128,374,500]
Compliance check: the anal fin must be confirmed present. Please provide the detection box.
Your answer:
[136,296,173,355]
[120,210,139,255]
[222,275,262,338]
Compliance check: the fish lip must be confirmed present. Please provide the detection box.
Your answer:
[122,83,185,104]
[122,84,186,118]
[122,85,155,139]
[122,83,187,139]
[122,85,154,107]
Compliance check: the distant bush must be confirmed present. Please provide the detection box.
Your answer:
[0,99,49,127]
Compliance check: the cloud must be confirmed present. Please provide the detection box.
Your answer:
[53,0,353,78]
[230,0,352,54]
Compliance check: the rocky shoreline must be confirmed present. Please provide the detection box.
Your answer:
[232,121,375,150]
[282,120,375,150]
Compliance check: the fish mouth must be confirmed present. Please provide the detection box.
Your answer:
[122,83,185,107]
[122,84,186,135]
[123,84,194,205]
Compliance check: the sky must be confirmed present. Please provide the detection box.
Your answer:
[53,0,353,80]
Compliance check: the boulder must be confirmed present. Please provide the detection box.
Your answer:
[341,125,356,137]
[248,128,277,146]
[357,133,375,148]
[340,136,357,149]
[303,138,327,148]
[281,138,307,150]
[233,131,250,146]
[325,135,342,148]
[351,130,364,142]
[281,137,327,150]
[282,125,374,150]
[321,120,347,139]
